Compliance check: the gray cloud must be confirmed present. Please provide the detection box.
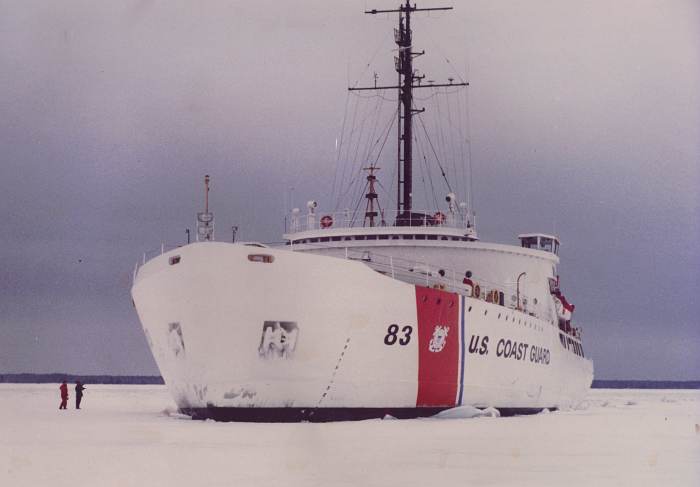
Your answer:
[0,0,698,378]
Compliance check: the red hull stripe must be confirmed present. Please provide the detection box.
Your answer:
[415,287,460,407]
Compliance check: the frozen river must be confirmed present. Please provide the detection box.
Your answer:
[1,384,698,486]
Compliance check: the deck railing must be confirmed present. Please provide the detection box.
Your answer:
[132,243,540,318]
[284,208,476,234]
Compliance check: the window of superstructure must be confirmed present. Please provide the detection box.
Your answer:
[427,235,437,240]
[355,236,365,240]
[310,238,319,243]
[403,235,414,240]
[391,235,400,240]
[331,236,341,241]
[540,238,553,252]
[367,235,377,240]
[379,235,389,240]
[320,237,329,242]
[416,234,426,240]
[521,236,537,249]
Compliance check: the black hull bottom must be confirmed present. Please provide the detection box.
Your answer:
[181,406,551,423]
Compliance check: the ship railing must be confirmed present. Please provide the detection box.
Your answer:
[131,242,540,319]
[284,208,476,233]
[340,247,537,315]
[133,243,182,284]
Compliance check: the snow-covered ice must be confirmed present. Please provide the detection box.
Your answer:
[1,384,698,486]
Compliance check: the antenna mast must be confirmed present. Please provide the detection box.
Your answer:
[349,1,467,216]
[363,165,384,227]
[197,174,214,241]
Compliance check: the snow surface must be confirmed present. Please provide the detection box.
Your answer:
[1,384,698,486]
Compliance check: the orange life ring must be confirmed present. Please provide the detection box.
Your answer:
[320,215,333,228]
[433,212,446,224]
[473,284,481,299]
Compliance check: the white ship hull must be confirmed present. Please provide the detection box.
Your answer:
[132,242,593,421]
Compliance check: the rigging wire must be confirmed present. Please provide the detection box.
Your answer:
[335,96,361,204]
[414,131,439,211]
[416,111,454,196]
[444,87,461,205]
[340,96,375,207]
[349,179,369,226]
[331,92,352,202]
[338,96,393,213]
[455,87,469,213]
[433,88,451,190]
[349,30,393,90]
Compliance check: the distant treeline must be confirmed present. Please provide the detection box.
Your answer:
[592,380,700,389]
[0,373,164,384]
[1,375,698,388]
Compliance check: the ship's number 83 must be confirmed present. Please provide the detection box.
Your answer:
[384,324,413,346]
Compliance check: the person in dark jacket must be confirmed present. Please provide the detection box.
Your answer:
[75,381,86,409]
[59,380,68,410]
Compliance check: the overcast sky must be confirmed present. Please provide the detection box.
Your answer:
[1,0,698,380]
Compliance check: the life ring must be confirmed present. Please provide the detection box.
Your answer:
[473,284,481,299]
[320,215,333,228]
[433,212,446,225]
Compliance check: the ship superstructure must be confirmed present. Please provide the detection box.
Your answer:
[131,2,593,422]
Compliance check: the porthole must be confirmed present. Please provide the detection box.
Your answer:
[498,313,501,319]
[484,310,488,315]
[468,306,472,312]
[168,255,181,265]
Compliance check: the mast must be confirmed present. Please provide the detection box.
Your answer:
[197,174,214,242]
[349,1,467,215]
[363,165,384,227]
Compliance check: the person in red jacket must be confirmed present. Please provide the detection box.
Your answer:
[59,380,68,410]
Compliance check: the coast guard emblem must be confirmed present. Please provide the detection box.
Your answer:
[428,325,449,353]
